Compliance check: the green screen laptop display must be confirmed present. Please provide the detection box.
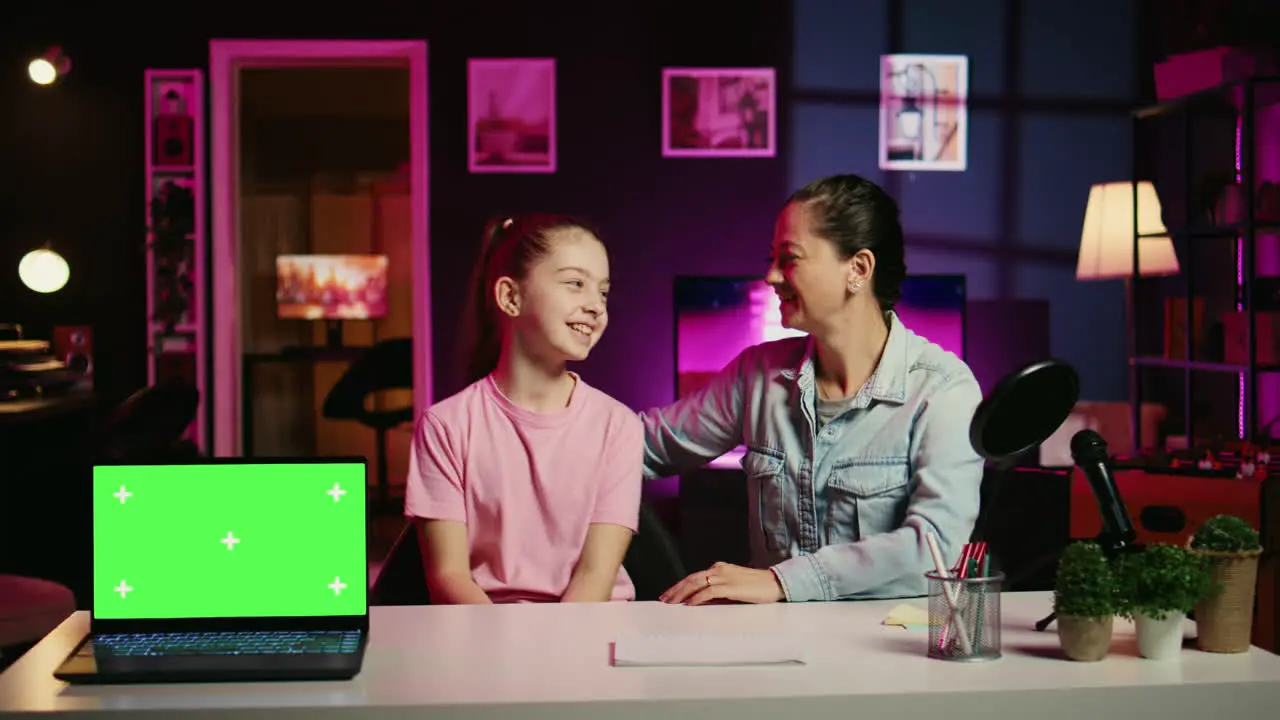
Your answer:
[92,463,367,620]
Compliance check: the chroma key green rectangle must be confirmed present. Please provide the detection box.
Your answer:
[92,463,367,619]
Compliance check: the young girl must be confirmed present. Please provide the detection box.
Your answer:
[404,214,643,604]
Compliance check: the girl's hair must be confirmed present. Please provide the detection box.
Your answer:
[460,214,600,385]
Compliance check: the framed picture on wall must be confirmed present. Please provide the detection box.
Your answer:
[662,67,776,158]
[878,54,969,172]
[468,58,556,174]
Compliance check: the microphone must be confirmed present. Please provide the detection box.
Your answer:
[1070,429,1136,548]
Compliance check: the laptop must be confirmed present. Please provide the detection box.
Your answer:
[54,458,370,684]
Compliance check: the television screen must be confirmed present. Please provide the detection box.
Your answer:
[276,254,389,320]
[675,275,966,400]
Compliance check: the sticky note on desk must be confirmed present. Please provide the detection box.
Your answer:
[612,634,806,667]
[882,603,930,630]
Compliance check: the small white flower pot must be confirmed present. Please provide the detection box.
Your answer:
[1135,611,1186,660]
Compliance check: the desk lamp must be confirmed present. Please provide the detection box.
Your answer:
[1076,181,1180,455]
[1076,181,1178,280]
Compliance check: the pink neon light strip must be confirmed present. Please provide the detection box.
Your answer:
[1236,115,1245,439]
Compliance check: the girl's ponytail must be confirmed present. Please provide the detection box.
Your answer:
[460,217,510,385]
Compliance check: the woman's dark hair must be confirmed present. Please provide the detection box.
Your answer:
[460,214,599,385]
[786,174,907,311]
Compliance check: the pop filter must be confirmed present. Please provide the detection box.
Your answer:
[970,359,1080,467]
[968,359,1080,546]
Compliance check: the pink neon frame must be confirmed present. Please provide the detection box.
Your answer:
[467,58,557,174]
[661,67,777,159]
[209,40,432,457]
[1235,114,1245,439]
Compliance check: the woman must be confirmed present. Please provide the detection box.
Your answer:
[643,174,984,604]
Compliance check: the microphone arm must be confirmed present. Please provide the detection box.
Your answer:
[1069,429,1136,549]
[1033,429,1138,633]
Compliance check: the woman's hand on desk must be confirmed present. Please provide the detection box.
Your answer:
[659,562,785,605]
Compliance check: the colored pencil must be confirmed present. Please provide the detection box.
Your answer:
[974,554,992,654]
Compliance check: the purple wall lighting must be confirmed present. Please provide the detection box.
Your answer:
[674,275,966,400]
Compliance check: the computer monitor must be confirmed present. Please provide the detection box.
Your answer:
[276,254,389,348]
[276,254,389,321]
[674,274,966,400]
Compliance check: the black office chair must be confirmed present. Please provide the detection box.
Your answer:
[624,503,686,601]
[96,381,200,462]
[322,338,414,513]
[370,522,430,606]
[370,503,685,604]
[969,465,1072,592]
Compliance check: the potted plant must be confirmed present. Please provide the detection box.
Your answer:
[1115,544,1216,660]
[1053,541,1117,661]
[1189,514,1263,653]
[148,180,195,334]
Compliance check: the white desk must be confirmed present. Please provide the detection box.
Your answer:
[2,592,1278,719]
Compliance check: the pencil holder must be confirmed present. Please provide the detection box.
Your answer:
[925,570,1004,662]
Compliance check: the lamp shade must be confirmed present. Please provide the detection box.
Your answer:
[1076,181,1180,280]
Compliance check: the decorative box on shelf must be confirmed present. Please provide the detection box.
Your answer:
[155,351,197,388]
[1164,297,1206,360]
[1153,46,1277,102]
[1223,311,1280,365]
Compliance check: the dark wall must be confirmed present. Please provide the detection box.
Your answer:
[0,1,792,420]
[790,0,1142,402]
[8,0,1226,433]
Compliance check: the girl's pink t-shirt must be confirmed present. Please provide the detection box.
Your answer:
[405,374,643,603]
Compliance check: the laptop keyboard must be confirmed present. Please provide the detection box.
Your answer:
[89,631,363,657]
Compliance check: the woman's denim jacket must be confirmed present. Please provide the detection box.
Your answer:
[641,312,984,601]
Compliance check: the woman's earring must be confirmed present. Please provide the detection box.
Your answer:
[848,280,864,294]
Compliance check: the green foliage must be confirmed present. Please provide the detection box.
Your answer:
[1054,541,1117,619]
[1191,515,1262,553]
[148,180,195,334]
[1115,544,1217,621]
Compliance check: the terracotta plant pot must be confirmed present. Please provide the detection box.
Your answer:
[1057,615,1113,661]
[1192,547,1262,653]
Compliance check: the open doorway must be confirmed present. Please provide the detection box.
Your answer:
[210,41,430,508]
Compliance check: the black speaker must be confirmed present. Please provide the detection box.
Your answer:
[153,88,193,166]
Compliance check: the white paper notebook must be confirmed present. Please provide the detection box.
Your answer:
[612,634,806,667]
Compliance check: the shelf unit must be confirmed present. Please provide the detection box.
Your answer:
[1129,76,1280,450]
[144,69,207,451]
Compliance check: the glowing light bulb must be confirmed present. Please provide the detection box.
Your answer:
[28,58,57,85]
[18,249,70,293]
